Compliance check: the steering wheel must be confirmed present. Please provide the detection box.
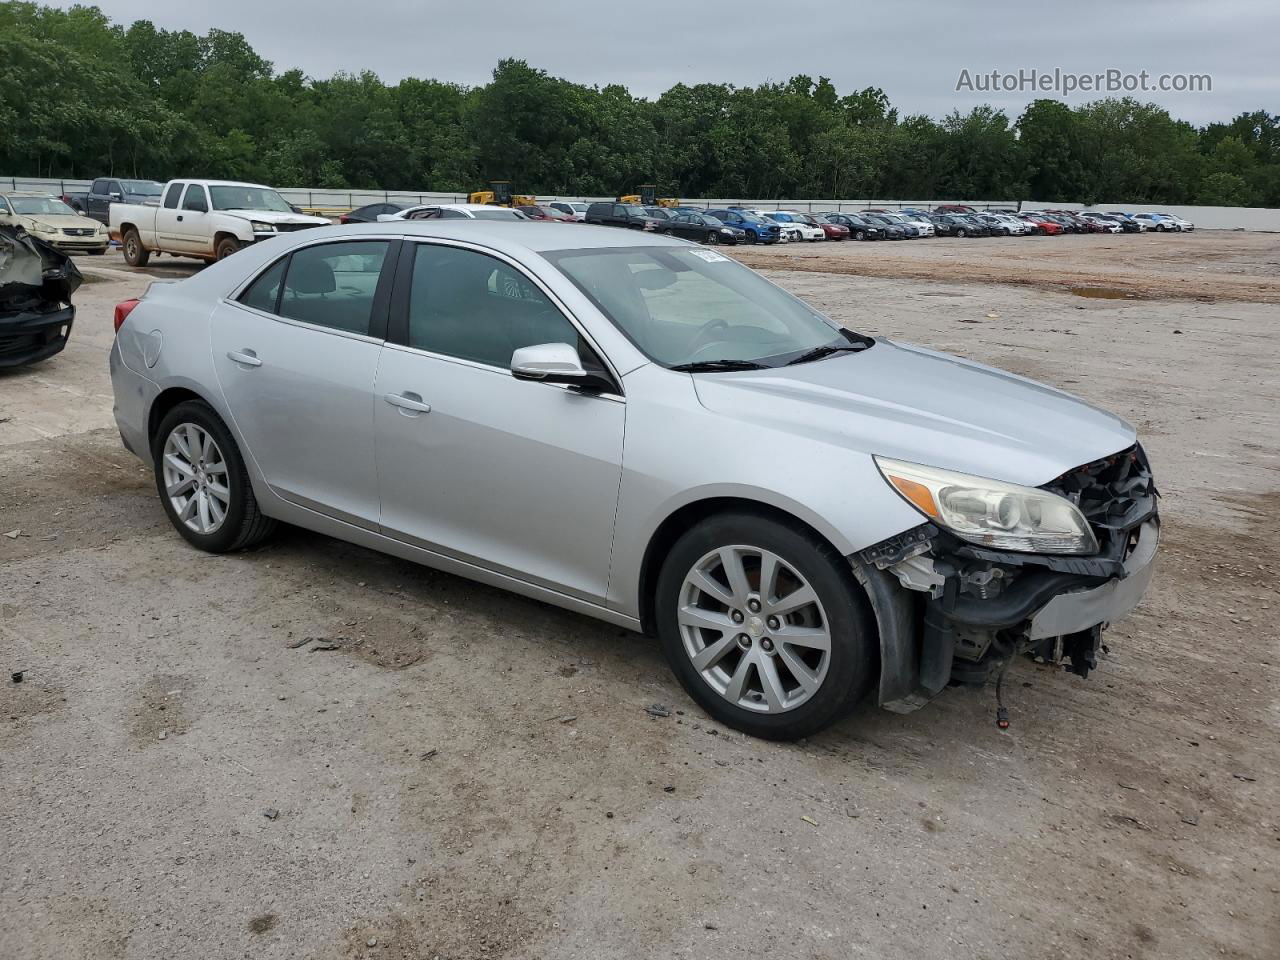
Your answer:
[686,318,732,357]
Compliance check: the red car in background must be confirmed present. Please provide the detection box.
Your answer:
[517,204,576,222]
[810,214,850,240]
[1019,212,1064,235]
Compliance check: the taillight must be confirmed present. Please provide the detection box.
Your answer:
[113,298,140,333]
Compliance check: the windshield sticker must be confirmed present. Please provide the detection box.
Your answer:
[689,249,729,263]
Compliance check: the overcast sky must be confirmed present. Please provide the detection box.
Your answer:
[55,0,1277,125]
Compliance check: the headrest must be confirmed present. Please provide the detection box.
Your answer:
[288,256,336,294]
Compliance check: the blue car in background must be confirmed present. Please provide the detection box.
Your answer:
[705,208,784,244]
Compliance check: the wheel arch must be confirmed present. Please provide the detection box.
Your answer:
[147,386,209,447]
[637,495,852,636]
[213,230,242,254]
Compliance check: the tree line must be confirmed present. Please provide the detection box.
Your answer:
[2,1,1277,206]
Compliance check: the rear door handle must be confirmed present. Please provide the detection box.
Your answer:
[227,349,262,367]
[384,392,431,415]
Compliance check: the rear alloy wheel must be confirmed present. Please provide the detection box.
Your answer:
[153,400,277,552]
[656,512,875,740]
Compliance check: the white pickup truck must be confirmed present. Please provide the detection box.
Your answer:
[109,179,330,266]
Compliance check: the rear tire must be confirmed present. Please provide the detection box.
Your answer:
[656,511,876,740]
[123,229,150,267]
[152,400,277,553]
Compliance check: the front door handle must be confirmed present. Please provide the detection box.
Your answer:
[177,214,184,221]
[384,392,431,415]
[227,349,262,367]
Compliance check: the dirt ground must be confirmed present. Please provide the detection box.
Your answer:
[731,229,1280,303]
[1,234,1277,960]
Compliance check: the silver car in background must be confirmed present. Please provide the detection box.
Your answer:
[109,222,1159,739]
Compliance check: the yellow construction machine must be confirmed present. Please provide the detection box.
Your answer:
[618,185,680,207]
[468,180,536,207]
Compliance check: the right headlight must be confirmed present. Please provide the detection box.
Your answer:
[875,457,1098,555]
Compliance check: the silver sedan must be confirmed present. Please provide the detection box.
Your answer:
[110,222,1159,739]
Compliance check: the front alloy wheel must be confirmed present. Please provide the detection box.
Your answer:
[678,545,830,713]
[656,512,875,740]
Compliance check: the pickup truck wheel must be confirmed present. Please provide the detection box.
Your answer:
[215,237,241,261]
[123,230,150,267]
[656,512,876,740]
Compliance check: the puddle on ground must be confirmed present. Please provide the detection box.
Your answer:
[1069,286,1138,299]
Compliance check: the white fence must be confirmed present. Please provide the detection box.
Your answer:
[4,175,1277,231]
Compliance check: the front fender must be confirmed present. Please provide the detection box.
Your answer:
[607,364,923,618]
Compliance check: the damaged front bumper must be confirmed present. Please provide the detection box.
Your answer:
[858,445,1160,712]
[1,225,82,369]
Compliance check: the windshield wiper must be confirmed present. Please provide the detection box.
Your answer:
[670,359,769,372]
[785,341,868,366]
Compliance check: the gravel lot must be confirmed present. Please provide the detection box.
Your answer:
[2,234,1277,960]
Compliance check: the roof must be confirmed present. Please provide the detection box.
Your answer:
[405,203,522,213]
[304,219,691,254]
[174,179,276,190]
[1,191,61,197]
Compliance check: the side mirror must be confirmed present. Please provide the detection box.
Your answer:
[109,192,122,201]
[511,343,587,383]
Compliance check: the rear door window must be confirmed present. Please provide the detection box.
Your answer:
[278,241,391,336]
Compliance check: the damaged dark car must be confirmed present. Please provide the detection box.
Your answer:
[1,224,82,369]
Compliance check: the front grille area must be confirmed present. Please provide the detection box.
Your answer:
[1043,444,1157,560]
[273,223,323,233]
[63,227,95,236]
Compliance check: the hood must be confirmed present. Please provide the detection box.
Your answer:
[20,213,104,231]
[692,339,1135,487]
[1,225,82,315]
[223,210,330,226]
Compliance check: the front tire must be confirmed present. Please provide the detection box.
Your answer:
[215,237,241,260]
[152,401,277,553]
[656,512,876,740]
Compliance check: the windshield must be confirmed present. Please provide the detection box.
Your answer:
[121,180,163,196]
[209,185,293,213]
[9,197,77,216]
[547,245,865,368]
[471,208,526,220]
